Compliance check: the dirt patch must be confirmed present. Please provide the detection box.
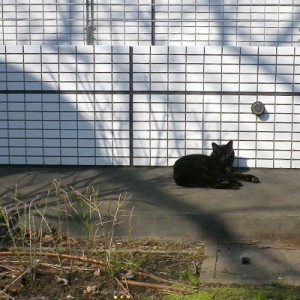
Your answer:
[0,239,205,299]
[0,181,204,299]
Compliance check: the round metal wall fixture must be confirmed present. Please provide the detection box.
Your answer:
[251,101,265,116]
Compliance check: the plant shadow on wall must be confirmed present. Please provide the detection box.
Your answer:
[1,46,123,167]
[0,1,85,45]
[205,0,300,46]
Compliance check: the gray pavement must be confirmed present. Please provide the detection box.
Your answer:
[201,241,300,286]
[1,165,300,285]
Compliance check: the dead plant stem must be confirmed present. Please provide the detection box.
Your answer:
[121,279,186,293]
[0,251,106,266]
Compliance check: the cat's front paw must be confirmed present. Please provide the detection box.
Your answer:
[230,180,243,190]
[242,174,259,183]
[251,175,259,183]
[246,175,260,183]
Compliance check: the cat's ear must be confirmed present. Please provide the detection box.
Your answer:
[227,140,233,149]
[212,142,219,151]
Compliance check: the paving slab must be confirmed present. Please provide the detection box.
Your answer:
[200,242,300,286]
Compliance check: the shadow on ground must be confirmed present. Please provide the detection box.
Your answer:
[1,165,300,284]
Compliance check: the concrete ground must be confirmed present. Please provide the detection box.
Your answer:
[0,165,300,285]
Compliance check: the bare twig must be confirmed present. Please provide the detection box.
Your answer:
[121,279,186,293]
[0,290,15,300]
[136,271,176,284]
[0,251,106,266]
[39,262,95,273]
[114,277,133,299]
[0,264,22,273]
[2,261,38,294]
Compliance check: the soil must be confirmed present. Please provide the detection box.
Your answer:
[0,238,205,300]
[1,203,300,300]
[2,237,300,300]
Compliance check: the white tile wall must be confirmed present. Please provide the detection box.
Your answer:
[0,1,85,45]
[0,45,300,167]
[0,45,130,165]
[132,45,300,167]
[1,1,299,47]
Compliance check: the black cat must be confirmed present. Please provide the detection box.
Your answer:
[173,140,259,189]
